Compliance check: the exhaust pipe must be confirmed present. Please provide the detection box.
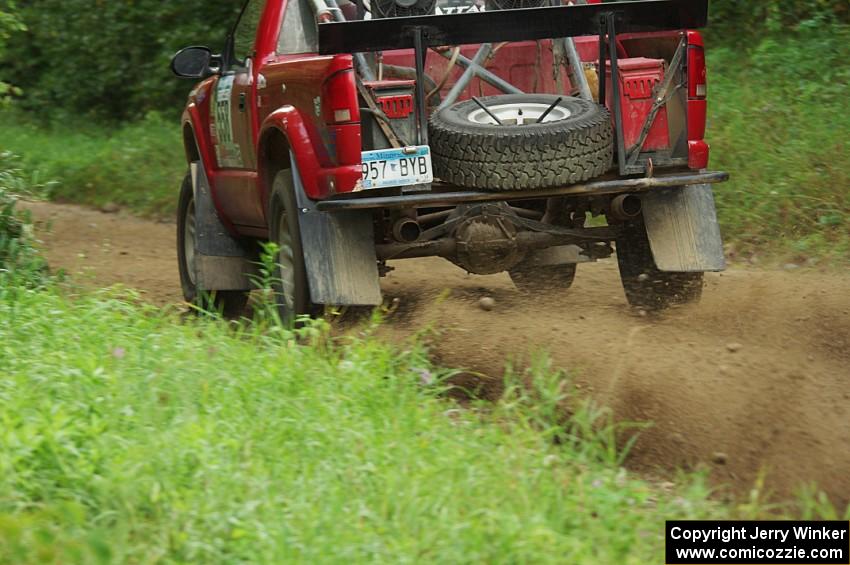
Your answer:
[610,194,642,221]
[392,217,422,243]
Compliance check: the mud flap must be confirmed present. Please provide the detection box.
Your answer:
[290,159,383,306]
[642,183,726,272]
[190,163,257,290]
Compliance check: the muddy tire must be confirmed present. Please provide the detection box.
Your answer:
[429,94,613,191]
[176,173,248,318]
[269,168,319,324]
[509,262,577,293]
[616,219,703,310]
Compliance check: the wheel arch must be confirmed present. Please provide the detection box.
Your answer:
[258,126,292,222]
[182,121,201,164]
[259,107,326,208]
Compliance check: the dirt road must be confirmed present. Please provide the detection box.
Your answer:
[24,200,850,507]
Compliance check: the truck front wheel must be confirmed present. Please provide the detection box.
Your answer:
[616,218,703,310]
[176,173,249,318]
[269,168,318,324]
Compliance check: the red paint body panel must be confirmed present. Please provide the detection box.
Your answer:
[260,107,325,198]
[179,0,712,236]
[688,99,707,141]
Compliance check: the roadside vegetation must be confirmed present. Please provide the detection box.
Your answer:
[2,155,847,562]
[708,24,850,262]
[0,151,49,286]
[0,112,183,215]
[0,285,712,563]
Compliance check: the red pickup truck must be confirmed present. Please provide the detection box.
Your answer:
[171,0,728,320]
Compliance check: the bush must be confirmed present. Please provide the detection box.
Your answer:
[0,0,241,121]
[0,151,50,285]
[709,0,848,40]
[0,0,25,105]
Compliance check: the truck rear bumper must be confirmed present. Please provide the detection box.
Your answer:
[315,170,729,212]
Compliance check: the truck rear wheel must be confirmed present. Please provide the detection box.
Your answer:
[176,173,248,318]
[270,169,319,324]
[616,218,703,310]
[429,94,613,191]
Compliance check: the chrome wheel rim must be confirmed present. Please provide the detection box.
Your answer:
[184,199,197,286]
[276,210,296,311]
[467,101,571,125]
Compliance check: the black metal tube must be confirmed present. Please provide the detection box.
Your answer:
[376,238,456,260]
[317,171,729,211]
[598,18,606,104]
[509,206,545,219]
[536,96,563,124]
[417,209,453,224]
[472,97,503,125]
[413,28,428,145]
[607,15,628,175]
[376,228,615,261]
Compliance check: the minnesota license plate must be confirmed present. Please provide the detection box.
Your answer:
[360,146,433,190]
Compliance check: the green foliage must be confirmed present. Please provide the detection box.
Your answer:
[0,1,25,54]
[0,285,737,564]
[708,28,850,260]
[0,0,241,121]
[0,0,25,105]
[0,111,183,216]
[709,0,848,40]
[0,151,50,285]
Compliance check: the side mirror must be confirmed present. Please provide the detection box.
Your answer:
[171,46,218,79]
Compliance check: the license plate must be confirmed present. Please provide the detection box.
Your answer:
[360,146,433,190]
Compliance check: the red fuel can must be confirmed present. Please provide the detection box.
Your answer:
[605,57,670,152]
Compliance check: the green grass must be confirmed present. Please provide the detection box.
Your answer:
[1,155,847,562]
[0,283,738,564]
[707,28,850,261]
[1,285,846,563]
[0,151,49,286]
[0,112,183,216]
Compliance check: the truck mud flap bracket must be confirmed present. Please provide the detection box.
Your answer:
[291,159,383,306]
[641,183,726,272]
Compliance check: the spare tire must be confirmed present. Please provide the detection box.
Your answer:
[429,94,613,191]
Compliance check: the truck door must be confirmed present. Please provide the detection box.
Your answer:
[225,0,265,170]
[210,0,265,227]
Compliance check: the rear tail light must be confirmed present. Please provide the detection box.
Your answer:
[687,36,707,99]
[686,31,709,168]
[322,68,360,125]
[321,61,361,184]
